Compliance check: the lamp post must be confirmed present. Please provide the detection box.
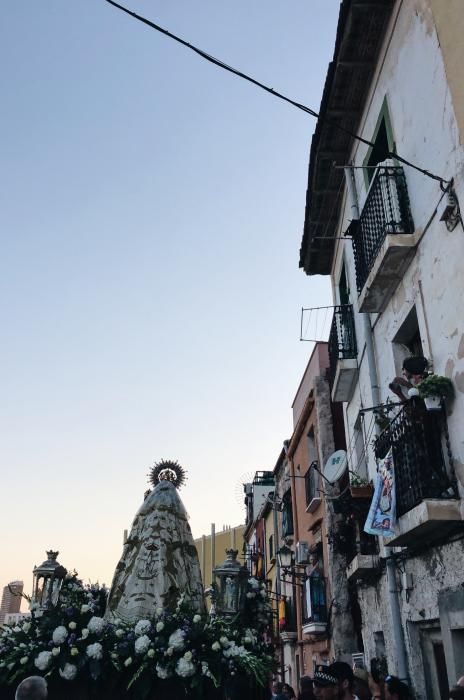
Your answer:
[212,549,249,617]
[32,550,67,609]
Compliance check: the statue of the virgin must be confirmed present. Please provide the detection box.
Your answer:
[105,460,205,623]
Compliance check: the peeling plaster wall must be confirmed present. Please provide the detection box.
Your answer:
[329,0,464,691]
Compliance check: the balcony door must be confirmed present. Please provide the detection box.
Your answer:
[421,626,449,700]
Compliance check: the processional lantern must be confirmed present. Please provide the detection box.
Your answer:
[213,549,249,616]
[32,550,67,609]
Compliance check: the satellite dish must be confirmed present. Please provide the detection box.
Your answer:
[323,450,347,484]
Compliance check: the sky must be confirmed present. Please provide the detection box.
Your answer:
[0,0,338,597]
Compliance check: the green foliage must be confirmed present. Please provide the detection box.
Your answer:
[417,374,454,399]
[0,573,275,699]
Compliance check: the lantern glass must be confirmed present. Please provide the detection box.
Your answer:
[32,551,67,609]
[277,545,293,571]
[213,549,248,616]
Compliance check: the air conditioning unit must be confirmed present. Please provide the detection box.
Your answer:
[295,541,310,565]
[244,483,253,495]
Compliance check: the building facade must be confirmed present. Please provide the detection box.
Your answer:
[194,524,245,592]
[0,581,24,626]
[300,1,464,698]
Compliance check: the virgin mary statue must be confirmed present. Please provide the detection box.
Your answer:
[105,460,205,623]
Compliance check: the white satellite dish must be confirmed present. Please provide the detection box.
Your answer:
[323,450,347,484]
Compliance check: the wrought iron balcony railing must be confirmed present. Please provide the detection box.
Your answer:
[351,163,414,294]
[328,304,357,385]
[374,402,455,517]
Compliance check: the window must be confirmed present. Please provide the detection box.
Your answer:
[302,572,327,623]
[392,306,424,376]
[363,97,395,186]
[268,534,274,561]
[281,490,294,537]
[353,414,368,481]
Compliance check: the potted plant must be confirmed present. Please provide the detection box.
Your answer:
[349,472,373,499]
[417,374,454,411]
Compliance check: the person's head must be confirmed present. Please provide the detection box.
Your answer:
[300,676,314,693]
[352,670,371,700]
[384,675,410,700]
[330,661,354,697]
[312,667,339,700]
[272,681,284,696]
[282,683,296,698]
[15,677,47,700]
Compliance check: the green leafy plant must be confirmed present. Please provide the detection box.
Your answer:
[349,471,370,487]
[417,374,454,399]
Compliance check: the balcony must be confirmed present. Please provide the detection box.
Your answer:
[328,305,358,403]
[302,575,327,635]
[305,464,321,513]
[374,401,461,546]
[351,163,416,313]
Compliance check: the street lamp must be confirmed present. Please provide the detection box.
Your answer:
[213,549,249,616]
[32,550,67,609]
[277,544,293,574]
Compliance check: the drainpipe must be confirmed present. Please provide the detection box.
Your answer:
[344,167,409,683]
[271,489,284,681]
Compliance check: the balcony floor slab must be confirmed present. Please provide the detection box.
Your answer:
[385,499,463,547]
[346,553,380,581]
[358,231,421,313]
[302,622,327,635]
[331,358,358,403]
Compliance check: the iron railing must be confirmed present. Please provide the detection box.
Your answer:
[328,304,357,385]
[374,402,455,517]
[352,164,414,293]
[302,575,327,624]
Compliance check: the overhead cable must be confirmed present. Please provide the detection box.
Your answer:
[105,0,449,185]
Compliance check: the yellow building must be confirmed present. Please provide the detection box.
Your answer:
[194,524,245,591]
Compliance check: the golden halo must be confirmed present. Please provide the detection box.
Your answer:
[148,459,187,490]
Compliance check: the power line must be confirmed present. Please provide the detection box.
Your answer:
[105,0,450,186]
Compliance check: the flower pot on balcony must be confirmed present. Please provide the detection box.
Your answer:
[423,395,442,411]
[350,485,373,499]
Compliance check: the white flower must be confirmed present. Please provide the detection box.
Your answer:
[59,663,77,681]
[87,616,105,635]
[35,651,52,671]
[212,642,221,651]
[124,657,132,667]
[248,578,260,590]
[168,629,185,651]
[183,651,193,661]
[115,628,124,638]
[81,604,90,614]
[81,628,89,639]
[68,621,77,630]
[34,610,44,619]
[166,647,174,656]
[71,647,79,657]
[52,647,61,657]
[20,657,28,665]
[52,626,68,645]
[134,619,151,636]
[156,621,164,633]
[14,626,21,633]
[156,663,170,679]
[176,657,195,678]
[246,592,256,599]
[156,607,163,616]
[220,636,229,647]
[29,602,39,611]
[147,649,155,658]
[135,634,150,655]
[86,642,103,660]
[260,590,266,598]
[22,622,31,633]
[193,614,201,624]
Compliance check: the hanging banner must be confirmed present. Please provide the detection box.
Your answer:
[278,598,286,629]
[364,448,396,537]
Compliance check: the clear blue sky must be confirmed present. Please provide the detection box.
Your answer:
[1,0,337,592]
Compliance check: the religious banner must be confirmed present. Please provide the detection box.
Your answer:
[364,448,396,537]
